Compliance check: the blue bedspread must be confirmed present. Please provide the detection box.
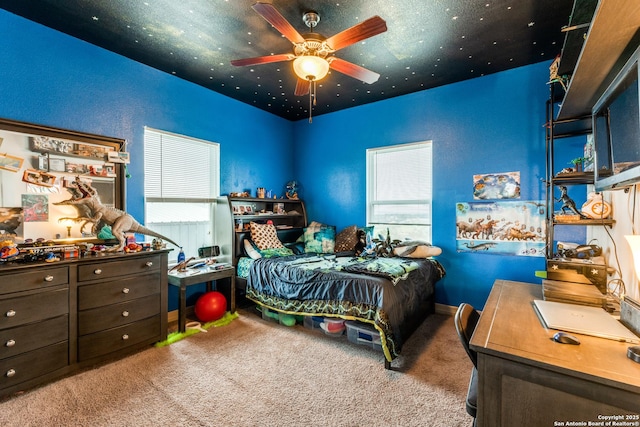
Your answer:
[245,254,445,361]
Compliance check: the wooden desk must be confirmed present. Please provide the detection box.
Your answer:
[470,279,640,426]
[167,266,236,333]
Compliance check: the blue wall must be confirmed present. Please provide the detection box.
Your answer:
[1,9,562,310]
[0,10,294,310]
[293,64,552,309]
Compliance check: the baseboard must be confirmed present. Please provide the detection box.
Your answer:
[435,303,457,316]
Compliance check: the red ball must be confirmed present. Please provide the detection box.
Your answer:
[194,291,227,322]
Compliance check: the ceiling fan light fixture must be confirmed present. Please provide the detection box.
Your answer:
[293,55,329,81]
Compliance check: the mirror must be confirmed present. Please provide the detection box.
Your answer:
[0,117,125,243]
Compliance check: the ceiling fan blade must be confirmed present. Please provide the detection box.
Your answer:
[252,2,306,44]
[325,16,387,51]
[328,57,380,84]
[231,53,294,67]
[294,78,310,96]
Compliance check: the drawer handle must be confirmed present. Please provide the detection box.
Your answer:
[5,339,16,347]
[145,261,153,267]
[5,310,16,318]
[6,369,16,378]
[93,269,102,275]
[122,311,129,317]
[122,288,130,294]
[44,275,54,282]
[122,334,129,340]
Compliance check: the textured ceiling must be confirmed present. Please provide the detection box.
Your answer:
[0,0,577,121]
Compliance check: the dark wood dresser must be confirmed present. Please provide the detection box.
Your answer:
[0,250,168,398]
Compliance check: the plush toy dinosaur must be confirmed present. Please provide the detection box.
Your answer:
[55,176,179,251]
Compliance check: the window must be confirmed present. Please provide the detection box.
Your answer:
[144,127,220,261]
[366,141,432,242]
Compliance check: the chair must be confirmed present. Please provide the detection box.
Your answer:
[454,303,480,427]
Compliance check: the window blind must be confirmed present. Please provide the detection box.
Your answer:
[144,128,219,200]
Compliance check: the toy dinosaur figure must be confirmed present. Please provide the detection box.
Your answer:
[556,185,588,219]
[55,177,179,251]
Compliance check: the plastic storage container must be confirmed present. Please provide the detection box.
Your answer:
[303,315,325,331]
[345,321,383,352]
[320,318,345,336]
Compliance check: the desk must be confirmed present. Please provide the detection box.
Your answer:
[470,279,640,426]
[167,266,236,333]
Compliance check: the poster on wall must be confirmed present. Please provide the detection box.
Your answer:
[22,194,49,222]
[0,207,23,238]
[473,171,520,200]
[456,200,546,257]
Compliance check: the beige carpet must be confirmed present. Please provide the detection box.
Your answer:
[0,309,473,427]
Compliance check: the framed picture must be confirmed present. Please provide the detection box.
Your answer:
[73,143,109,160]
[22,169,56,187]
[107,150,130,164]
[244,205,253,214]
[65,163,89,174]
[0,153,24,172]
[104,163,116,177]
[48,157,66,172]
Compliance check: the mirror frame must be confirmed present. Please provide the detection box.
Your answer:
[0,117,126,211]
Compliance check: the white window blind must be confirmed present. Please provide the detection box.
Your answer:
[144,128,219,200]
[367,141,432,241]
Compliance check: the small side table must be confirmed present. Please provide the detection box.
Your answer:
[167,266,236,333]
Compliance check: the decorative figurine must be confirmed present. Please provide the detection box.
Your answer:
[556,185,588,219]
[286,180,299,199]
[55,177,180,252]
[581,192,612,219]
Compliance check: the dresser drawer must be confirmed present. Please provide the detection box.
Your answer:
[0,341,68,391]
[79,294,160,336]
[77,272,160,310]
[78,255,161,282]
[0,315,68,360]
[0,288,68,331]
[78,315,160,361]
[0,267,68,295]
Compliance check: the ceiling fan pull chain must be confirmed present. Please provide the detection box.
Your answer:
[313,80,318,106]
[308,80,313,123]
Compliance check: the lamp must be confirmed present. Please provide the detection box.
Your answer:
[293,55,329,82]
[293,55,330,123]
[58,218,73,238]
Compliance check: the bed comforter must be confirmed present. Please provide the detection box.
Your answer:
[245,253,445,361]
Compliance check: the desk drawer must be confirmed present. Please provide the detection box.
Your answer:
[78,255,161,282]
[0,341,68,391]
[78,272,160,310]
[0,288,68,331]
[78,315,160,361]
[0,267,68,294]
[79,294,160,335]
[0,315,68,360]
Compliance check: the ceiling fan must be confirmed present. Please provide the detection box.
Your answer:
[231,2,387,121]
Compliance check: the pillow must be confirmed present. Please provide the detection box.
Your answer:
[243,239,262,259]
[360,226,376,255]
[259,247,294,258]
[393,241,442,258]
[334,225,359,252]
[250,222,284,250]
[303,222,336,254]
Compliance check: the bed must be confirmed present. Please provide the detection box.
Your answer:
[236,222,445,369]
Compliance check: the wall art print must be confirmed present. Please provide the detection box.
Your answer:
[0,207,23,238]
[22,194,49,222]
[456,200,546,257]
[473,171,520,199]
